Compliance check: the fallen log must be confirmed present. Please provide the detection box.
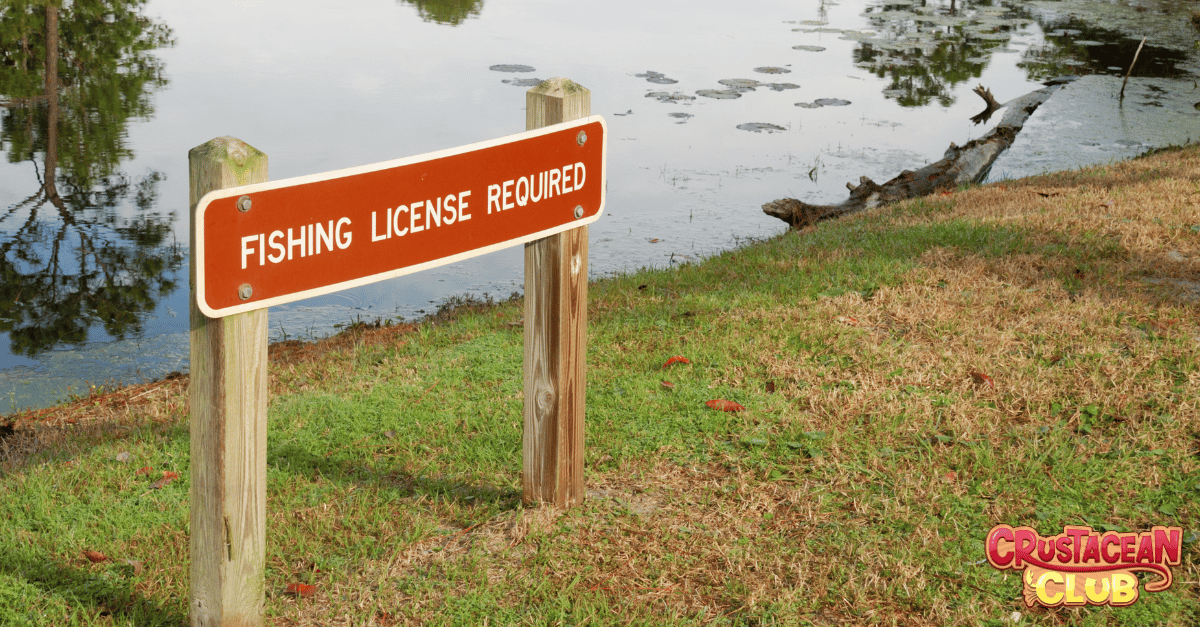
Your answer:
[763,76,1077,229]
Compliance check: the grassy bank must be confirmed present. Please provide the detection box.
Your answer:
[2,145,1199,626]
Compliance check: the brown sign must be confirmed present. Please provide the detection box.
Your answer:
[195,116,606,317]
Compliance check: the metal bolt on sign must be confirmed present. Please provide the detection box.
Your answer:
[238,283,253,300]
[577,130,587,146]
[237,195,252,212]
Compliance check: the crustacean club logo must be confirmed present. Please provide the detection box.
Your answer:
[985,524,1183,607]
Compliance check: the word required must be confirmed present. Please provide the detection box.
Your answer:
[487,162,586,214]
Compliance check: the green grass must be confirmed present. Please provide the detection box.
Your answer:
[2,156,1199,625]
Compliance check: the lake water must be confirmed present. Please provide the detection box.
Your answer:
[2,0,1198,411]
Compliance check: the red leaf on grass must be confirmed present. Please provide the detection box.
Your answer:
[149,470,179,490]
[765,381,776,394]
[706,399,746,412]
[286,583,317,598]
[83,550,108,563]
[970,370,995,389]
[660,380,675,390]
[661,356,690,369]
[135,465,152,476]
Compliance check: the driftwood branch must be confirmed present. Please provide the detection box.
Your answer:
[970,85,1002,125]
[763,77,1076,229]
[1119,37,1146,101]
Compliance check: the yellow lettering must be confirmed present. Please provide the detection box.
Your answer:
[1084,576,1110,604]
[1110,572,1138,606]
[1036,571,1064,605]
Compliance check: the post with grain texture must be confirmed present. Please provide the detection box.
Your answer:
[189,137,269,627]
[523,78,589,507]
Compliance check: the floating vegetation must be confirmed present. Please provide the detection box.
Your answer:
[792,45,827,52]
[794,27,842,34]
[968,31,1012,41]
[718,78,762,91]
[839,30,877,42]
[502,78,543,86]
[489,64,535,73]
[636,70,678,84]
[795,98,851,108]
[646,91,696,103]
[668,112,693,124]
[737,122,787,133]
[753,66,791,74]
[697,89,742,99]
[766,83,800,91]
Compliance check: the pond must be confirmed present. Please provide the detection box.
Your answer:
[2,0,1198,411]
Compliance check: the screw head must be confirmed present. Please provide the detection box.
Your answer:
[573,205,584,219]
[237,195,252,213]
[238,284,253,300]
[576,130,587,146]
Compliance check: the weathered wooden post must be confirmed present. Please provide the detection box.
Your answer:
[523,78,590,507]
[189,137,269,626]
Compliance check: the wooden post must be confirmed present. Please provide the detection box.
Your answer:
[189,137,269,627]
[523,78,590,507]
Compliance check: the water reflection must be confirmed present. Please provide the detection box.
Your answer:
[847,0,1195,107]
[1019,18,1191,81]
[852,0,1023,107]
[0,0,179,356]
[397,0,484,25]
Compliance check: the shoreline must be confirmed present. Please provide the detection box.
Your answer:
[4,141,1198,430]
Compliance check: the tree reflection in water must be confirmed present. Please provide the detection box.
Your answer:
[397,0,484,26]
[853,0,1024,107]
[0,0,178,356]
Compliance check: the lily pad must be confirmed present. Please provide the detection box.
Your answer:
[795,102,823,108]
[766,82,800,91]
[697,89,742,99]
[636,70,678,84]
[813,98,851,106]
[718,78,762,89]
[737,122,787,133]
[646,91,696,103]
[502,78,543,86]
[792,45,827,52]
[668,112,693,119]
[489,64,535,73]
[753,66,791,74]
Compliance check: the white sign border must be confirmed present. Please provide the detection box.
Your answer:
[195,115,607,318]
